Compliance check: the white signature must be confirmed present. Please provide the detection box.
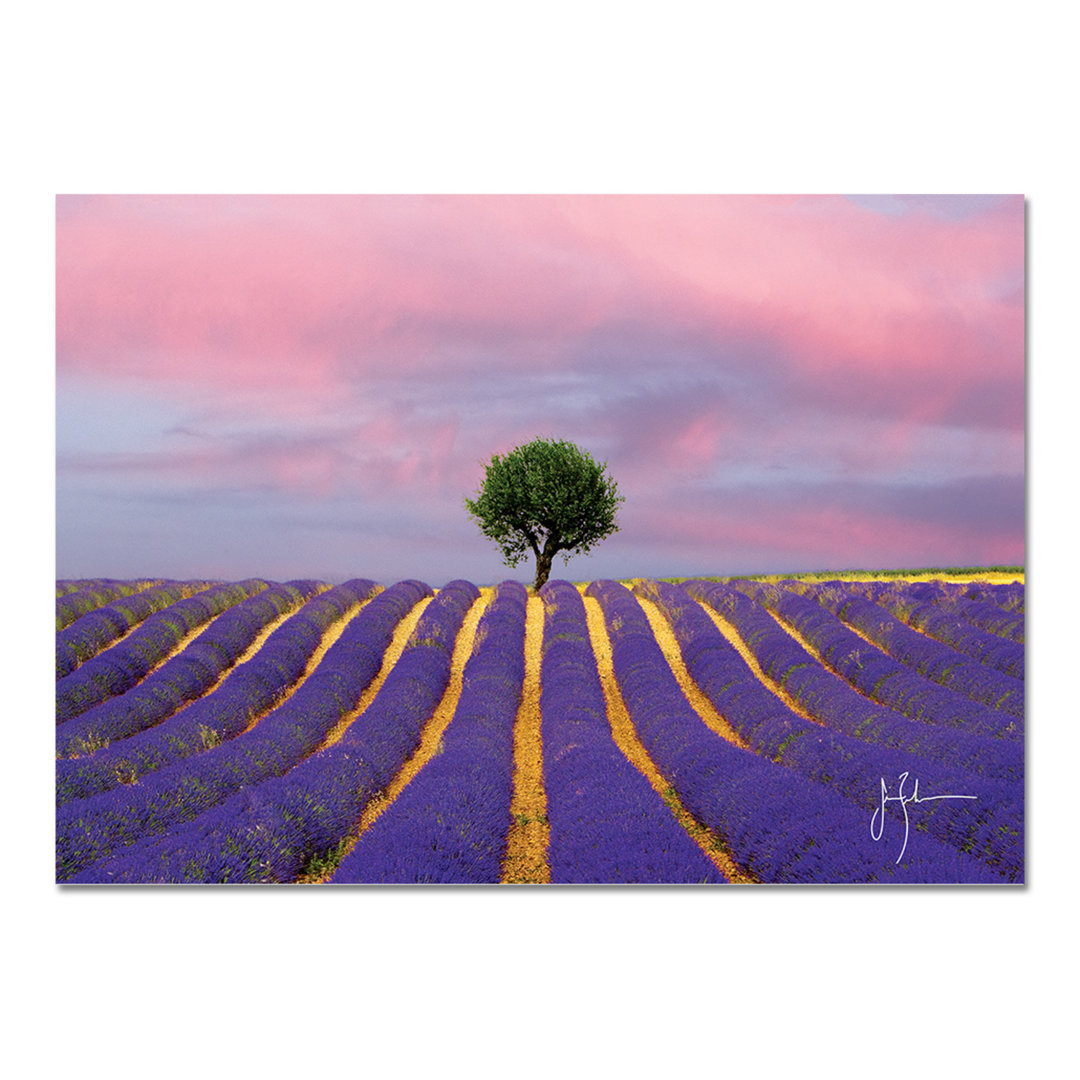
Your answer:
[870,772,978,863]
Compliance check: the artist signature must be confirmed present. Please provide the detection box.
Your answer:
[870,772,977,864]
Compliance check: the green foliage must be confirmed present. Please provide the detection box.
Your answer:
[464,436,624,589]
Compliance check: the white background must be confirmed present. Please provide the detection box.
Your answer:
[5,2,1074,1077]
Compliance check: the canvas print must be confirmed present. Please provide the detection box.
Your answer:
[55,194,1025,885]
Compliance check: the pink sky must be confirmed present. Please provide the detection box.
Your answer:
[55,194,1024,583]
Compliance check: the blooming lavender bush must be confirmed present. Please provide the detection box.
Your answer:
[55,582,321,758]
[57,580,94,597]
[56,580,152,631]
[952,594,1025,643]
[804,584,1024,719]
[867,586,1024,680]
[331,581,525,883]
[539,581,725,884]
[754,584,1021,742]
[56,581,201,679]
[68,581,479,883]
[56,580,378,804]
[56,580,432,881]
[586,580,1001,884]
[640,580,1022,880]
[961,582,1025,612]
[687,580,1022,784]
[55,580,270,724]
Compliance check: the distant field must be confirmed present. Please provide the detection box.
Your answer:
[55,572,1024,884]
[653,566,1025,585]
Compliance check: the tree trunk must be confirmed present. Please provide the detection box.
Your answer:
[532,538,559,591]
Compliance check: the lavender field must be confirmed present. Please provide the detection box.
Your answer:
[54,573,1024,884]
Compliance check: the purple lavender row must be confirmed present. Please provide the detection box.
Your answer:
[960,581,1025,613]
[746,582,1021,743]
[539,581,725,884]
[896,581,1027,640]
[56,580,377,805]
[586,580,1002,883]
[643,581,1022,881]
[950,596,1023,643]
[879,579,1023,617]
[819,579,1027,698]
[68,581,478,883]
[56,580,157,631]
[57,580,91,597]
[686,581,1021,783]
[55,578,272,721]
[57,580,431,881]
[864,584,1024,681]
[330,581,525,883]
[58,578,130,593]
[55,580,272,725]
[801,583,1024,720]
[58,581,214,680]
[55,581,320,758]
[819,578,1024,631]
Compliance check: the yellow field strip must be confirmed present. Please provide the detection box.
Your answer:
[761,604,890,711]
[635,595,753,748]
[175,585,340,707]
[236,591,378,737]
[314,595,434,753]
[717,571,1024,585]
[582,595,754,885]
[126,609,230,686]
[71,581,228,675]
[501,595,550,884]
[302,592,494,883]
[115,604,308,747]
[690,600,824,727]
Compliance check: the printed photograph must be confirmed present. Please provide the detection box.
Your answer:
[54,193,1025,884]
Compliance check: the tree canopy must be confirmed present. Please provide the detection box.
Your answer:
[464,437,624,590]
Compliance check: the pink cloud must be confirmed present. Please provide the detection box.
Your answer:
[56,195,1023,412]
[56,193,1025,577]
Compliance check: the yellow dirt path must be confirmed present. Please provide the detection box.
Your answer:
[691,600,823,727]
[60,596,270,757]
[64,581,209,676]
[583,594,754,885]
[501,595,549,884]
[304,591,492,882]
[762,604,891,711]
[315,595,433,752]
[634,595,752,749]
[237,590,378,736]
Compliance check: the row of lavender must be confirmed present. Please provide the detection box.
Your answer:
[57,575,1023,883]
[56,580,377,802]
[822,579,1024,675]
[790,582,1023,715]
[55,581,335,758]
[539,582,724,883]
[58,580,205,678]
[659,580,1023,878]
[594,581,1010,882]
[57,579,423,879]
[60,579,722,883]
[57,580,273,724]
[56,579,162,630]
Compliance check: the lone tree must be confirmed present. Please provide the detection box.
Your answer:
[465,436,624,591]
